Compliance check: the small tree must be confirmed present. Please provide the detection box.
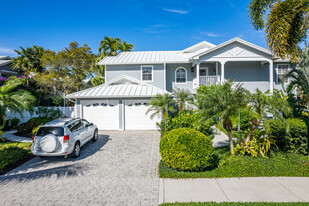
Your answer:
[147,93,175,121]
[195,81,247,155]
[172,88,193,111]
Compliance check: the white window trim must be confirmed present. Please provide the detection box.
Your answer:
[175,67,187,84]
[141,65,154,82]
[276,64,290,84]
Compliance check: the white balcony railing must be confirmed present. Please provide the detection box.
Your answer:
[199,75,221,86]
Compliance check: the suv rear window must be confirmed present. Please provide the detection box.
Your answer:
[36,127,65,136]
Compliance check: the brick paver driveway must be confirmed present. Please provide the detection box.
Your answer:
[0,131,160,206]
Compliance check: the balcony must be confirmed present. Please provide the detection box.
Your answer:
[199,75,221,86]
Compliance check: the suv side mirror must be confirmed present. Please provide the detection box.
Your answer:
[89,123,93,126]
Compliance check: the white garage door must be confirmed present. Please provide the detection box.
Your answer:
[82,100,119,130]
[124,100,161,130]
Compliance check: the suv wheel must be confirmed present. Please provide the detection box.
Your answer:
[92,130,98,142]
[71,142,80,158]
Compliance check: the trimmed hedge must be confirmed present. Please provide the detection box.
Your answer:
[16,117,52,137]
[160,128,214,171]
[265,118,308,155]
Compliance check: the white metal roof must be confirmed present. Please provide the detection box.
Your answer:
[66,75,169,99]
[0,56,12,67]
[99,51,190,65]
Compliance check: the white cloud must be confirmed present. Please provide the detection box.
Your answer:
[163,8,189,14]
[200,32,220,37]
[0,47,15,55]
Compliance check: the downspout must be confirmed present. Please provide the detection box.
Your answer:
[164,63,166,91]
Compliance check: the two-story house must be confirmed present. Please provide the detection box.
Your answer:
[66,37,292,130]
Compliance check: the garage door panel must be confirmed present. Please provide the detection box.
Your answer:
[82,100,119,130]
[124,100,161,130]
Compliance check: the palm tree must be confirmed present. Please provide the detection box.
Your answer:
[195,81,247,155]
[248,0,309,62]
[12,45,45,86]
[0,78,36,127]
[245,89,292,143]
[119,41,134,52]
[147,93,175,121]
[286,46,309,97]
[98,37,121,56]
[172,88,192,111]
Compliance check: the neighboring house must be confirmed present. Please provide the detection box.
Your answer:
[66,37,292,130]
[0,56,18,78]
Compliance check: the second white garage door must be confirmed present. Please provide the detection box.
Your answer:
[82,100,119,130]
[124,100,161,130]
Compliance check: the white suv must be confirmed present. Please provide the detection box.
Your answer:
[31,118,98,158]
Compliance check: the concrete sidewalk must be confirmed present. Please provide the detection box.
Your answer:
[160,177,309,204]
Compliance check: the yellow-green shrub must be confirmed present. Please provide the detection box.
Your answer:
[160,128,214,171]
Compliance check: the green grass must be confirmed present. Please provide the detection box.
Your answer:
[160,202,309,206]
[0,138,33,175]
[159,146,309,178]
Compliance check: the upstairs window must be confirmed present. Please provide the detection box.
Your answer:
[141,65,153,81]
[277,64,290,84]
[176,67,187,83]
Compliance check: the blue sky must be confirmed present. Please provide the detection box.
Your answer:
[0,0,266,56]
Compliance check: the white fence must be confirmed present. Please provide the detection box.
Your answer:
[5,107,75,124]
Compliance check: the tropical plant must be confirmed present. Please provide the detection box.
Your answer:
[195,81,248,155]
[90,76,105,87]
[12,45,45,86]
[0,79,36,128]
[172,88,192,111]
[147,93,175,120]
[245,88,292,143]
[248,0,309,62]
[98,36,134,56]
[286,46,309,101]
[235,129,277,157]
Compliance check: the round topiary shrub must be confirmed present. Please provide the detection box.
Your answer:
[160,128,214,171]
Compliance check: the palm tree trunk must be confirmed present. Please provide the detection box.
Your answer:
[227,130,235,155]
[246,124,256,144]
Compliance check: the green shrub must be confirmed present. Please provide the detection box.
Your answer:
[160,128,214,171]
[157,110,213,136]
[265,118,308,155]
[10,118,20,129]
[32,124,43,136]
[16,117,52,137]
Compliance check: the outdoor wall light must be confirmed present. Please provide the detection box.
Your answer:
[191,67,194,72]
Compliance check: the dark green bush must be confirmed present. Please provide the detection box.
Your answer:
[157,110,213,136]
[160,128,214,171]
[16,117,52,137]
[265,118,308,155]
[10,118,20,129]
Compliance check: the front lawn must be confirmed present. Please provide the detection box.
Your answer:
[159,146,309,178]
[160,202,309,206]
[0,138,33,175]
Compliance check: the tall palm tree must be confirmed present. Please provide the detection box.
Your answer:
[248,0,309,62]
[195,81,247,155]
[98,37,121,56]
[119,41,134,52]
[12,45,45,86]
[0,78,36,127]
[172,88,192,111]
[147,93,175,121]
[245,89,292,143]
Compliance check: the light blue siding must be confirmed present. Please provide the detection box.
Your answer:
[106,64,165,90]
[166,63,195,92]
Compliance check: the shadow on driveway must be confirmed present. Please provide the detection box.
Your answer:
[0,134,110,181]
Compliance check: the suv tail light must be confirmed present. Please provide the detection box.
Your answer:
[63,135,70,143]
[32,136,35,143]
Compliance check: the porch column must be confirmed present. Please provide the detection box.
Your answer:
[197,63,200,86]
[269,60,274,93]
[221,61,226,83]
